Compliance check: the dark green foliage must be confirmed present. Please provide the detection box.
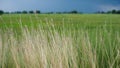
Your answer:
[29,11,34,14]
[111,9,116,14]
[69,10,78,14]
[22,10,28,14]
[0,10,4,15]
[116,10,120,14]
[4,12,10,14]
[56,12,62,14]
[96,11,105,14]
[46,12,54,14]
[96,9,120,14]
[15,11,22,14]
[36,10,40,14]
[107,9,120,14]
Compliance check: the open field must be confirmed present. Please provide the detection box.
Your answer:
[0,14,120,68]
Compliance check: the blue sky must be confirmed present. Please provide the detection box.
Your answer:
[0,0,120,13]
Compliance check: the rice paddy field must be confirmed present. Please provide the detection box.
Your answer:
[0,14,120,68]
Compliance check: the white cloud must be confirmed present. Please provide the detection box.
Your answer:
[99,5,120,11]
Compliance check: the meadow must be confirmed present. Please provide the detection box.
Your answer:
[0,14,120,68]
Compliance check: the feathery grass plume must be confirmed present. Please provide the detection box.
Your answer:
[0,14,120,68]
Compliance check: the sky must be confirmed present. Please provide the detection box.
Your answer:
[0,0,120,13]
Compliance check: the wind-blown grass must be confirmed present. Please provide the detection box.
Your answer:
[0,14,120,68]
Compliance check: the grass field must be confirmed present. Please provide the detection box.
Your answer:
[0,14,120,68]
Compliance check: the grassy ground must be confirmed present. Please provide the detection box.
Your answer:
[0,14,120,68]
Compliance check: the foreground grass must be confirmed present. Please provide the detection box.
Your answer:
[0,14,120,68]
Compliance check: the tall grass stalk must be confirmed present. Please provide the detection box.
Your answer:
[0,14,120,68]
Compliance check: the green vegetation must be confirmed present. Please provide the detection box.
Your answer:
[0,14,120,68]
[0,10,4,15]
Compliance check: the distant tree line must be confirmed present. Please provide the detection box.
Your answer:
[0,10,41,15]
[0,10,4,15]
[1,9,120,15]
[55,10,80,14]
[96,9,120,14]
[0,10,82,15]
[11,10,41,14]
